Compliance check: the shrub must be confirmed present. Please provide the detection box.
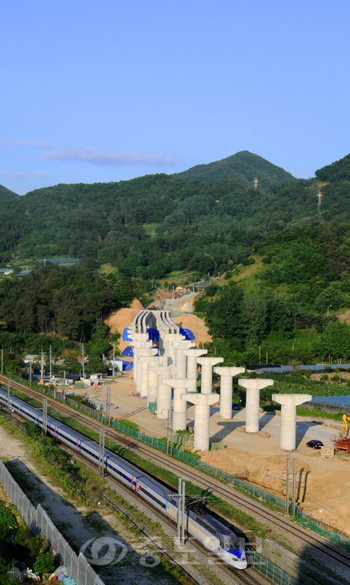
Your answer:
[33,552,54,575]
[117,419,140,431]
[0,503,17,540]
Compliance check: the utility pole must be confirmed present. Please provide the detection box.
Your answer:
[7,380,10,412]
[286,454,290,514]
[112,343,115,378]
[166,409,170,454]
[292,457,296,517]
[41,350,44,382]
[43,399,47,436]
[182,480,186,545]
[170,408,174,456]
[177,478,182,543]
[60,370,67,402]
[99,428,105,476]
[82,343,85,378]
[29,360,32,387]
[49,345,52,381]
[106,387,111,425]
[1,349,3,375]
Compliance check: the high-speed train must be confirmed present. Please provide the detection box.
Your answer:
[0,389,247,569]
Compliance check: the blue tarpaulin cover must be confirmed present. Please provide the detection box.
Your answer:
[121,346,134,357]
[122,327,133,342]
[179,327,195,340]
[113,357,133,372]
[147,328,160,341]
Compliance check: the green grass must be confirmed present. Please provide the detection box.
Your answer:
[117,418,140,431]
[99,263,118,275]
[143,223,157,238]
[296,406,344,420]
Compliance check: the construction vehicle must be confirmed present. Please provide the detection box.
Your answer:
[342,413,350,437]
[333,414,350,453]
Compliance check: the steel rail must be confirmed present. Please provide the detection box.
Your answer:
[2,374,350,572]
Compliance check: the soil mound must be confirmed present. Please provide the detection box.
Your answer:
[105,299,144,352]
[172,314,212,346]
[201,447,350,535]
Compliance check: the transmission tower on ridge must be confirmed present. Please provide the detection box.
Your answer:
[316,191,323,210]
[253,177,259,190]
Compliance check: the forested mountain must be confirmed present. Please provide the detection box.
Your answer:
[0,150,349,284]
[2,150,350,369]
[316,153,350,182]
[193,220,350,365]
[176,150,295,191]
[0,184,18,200]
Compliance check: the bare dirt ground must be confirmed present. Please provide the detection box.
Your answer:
[172,313,211,346]
[105,298,144,352]
[311,371,350,382]
[339,309,350,324]
[77,377,350,536]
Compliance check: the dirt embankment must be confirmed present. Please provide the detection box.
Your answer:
[105,298,144,352]
[202,447,350,535]
[172,314,212,347]
[105,294,212,349]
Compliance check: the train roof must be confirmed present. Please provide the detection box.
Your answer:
[200,514,234,536]
[1,389,174,499]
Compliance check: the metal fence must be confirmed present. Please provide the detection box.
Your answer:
[248,551,298,585]
[7,374,350,550]
[0,460,105,585]
[107,418,288,509]
[296,508,350,550]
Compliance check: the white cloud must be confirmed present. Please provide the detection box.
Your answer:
[43,146,182,167]
[0,169,49,180]
[0,138,52,147]
[32,171,49,177]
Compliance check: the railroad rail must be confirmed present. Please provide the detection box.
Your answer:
[2,374,350,574]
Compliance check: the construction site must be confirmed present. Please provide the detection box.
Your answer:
[71,294,350,538]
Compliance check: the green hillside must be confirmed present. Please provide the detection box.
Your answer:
[176,150,295,191]
[193,220,350,366]
[2,151,350,369]
[0,184,18,200]
[316,152,350,182]
[0,150,350,285]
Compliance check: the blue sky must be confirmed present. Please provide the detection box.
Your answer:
[1,1,349,195]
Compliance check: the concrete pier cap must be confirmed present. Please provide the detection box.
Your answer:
[214,366,245,419]
[161,378,195,431]
[164,333,185,366]
[149,364,173,418]
[182,392,218,452]
[183,349,207,393]
[238,378,274,433]
[197,357,224,394]
[173,341,196,378]
[272,393,312,451]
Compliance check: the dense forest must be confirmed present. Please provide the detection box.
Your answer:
[1,150,350,370]
[176,150,295,190]
[0,264,153,375]
[0,150,350,283]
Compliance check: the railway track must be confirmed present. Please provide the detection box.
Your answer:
[62,435,266,585]
[2,374,350,574]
